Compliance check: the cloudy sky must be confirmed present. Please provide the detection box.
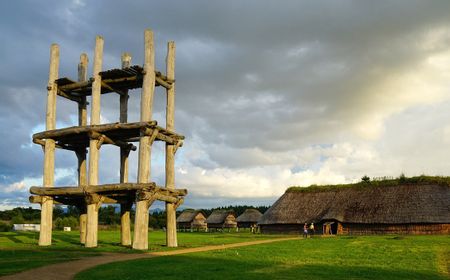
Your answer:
[1,0,450,210]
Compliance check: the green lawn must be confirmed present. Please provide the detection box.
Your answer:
[0,230,280,276]
[75,235,450,280]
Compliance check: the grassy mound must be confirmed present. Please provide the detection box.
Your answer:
[287,175,450,193]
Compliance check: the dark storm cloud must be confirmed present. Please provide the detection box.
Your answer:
[1,1,450,208]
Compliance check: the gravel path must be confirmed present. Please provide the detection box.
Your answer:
[1,237,299,280]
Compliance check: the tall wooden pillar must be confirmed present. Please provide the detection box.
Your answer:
[86,36,104,248]
[39,44,59,246]
[165,41,177,247]
[120,52,132,246]
[133,29,155,250]
[77,53,88,244]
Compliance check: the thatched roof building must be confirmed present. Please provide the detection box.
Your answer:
[206,210,237,230]
[259,178,450,235]
[236,209,263,228]
[176,209,207,231]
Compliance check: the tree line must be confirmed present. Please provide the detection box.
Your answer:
[0,204,270,231]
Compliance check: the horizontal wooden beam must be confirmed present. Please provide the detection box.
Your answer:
[88,131,137,151]
[33,121,158,140]
[101,81,128,96]
[142,127,181,145]
[155,71,174,84]
[30,195,134,205]
[57,89,84,103]
[136,191,179,203]
[30,183,187,197]
[57,69,174,97]
[59,79,92,92]
[155,76,172,89]
[33,138,79,151]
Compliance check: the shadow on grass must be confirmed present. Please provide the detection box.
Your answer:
[52,233,80,245]
[75,254,448,280]
[5,235,25,244]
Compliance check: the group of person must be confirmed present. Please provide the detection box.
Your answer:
[302,222,315,238]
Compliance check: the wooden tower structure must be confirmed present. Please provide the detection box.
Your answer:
[29,29,186,250]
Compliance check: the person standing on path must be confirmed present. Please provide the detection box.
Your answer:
[303,223,308,238]
[309,223,315,236]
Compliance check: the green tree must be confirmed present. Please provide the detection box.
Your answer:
[53,206,65,219]
[0,221,12,232]
[11,213,25,224]
[361,175,370,183]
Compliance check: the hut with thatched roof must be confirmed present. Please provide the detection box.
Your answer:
[176,209,207,231]
[236,209,263,229]
[259,177,450,235]
[206,210,237,231]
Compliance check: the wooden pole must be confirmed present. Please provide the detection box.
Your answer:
[86,36,103,248]
[39,43,59,246]
[120,52,132,246]
[77,53,88,244]
[133,29,155,250]
[165,41,177,247]
[120,53,131,124]
[78,53,88,127]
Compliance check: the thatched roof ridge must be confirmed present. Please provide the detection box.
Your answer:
[259,183,450,225]
[287,176,450,193]
[206,209,235,224]
[176,209,205,223]
[236,209,263,223]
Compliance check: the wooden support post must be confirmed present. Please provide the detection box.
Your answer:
[86,36,103,248]
[78,53,88,126]
[78,203,87,243]
[77,53,88,244]
[120,53,131,123]
[39,43,59,246]
[165,41,178,247]
[120,200,132,246]
[133,29,155,250]
[120,52,132,246]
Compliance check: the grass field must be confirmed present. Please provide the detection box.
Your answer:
[75,235,450,280]
[0,230,280,276]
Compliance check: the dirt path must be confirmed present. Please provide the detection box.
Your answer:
[1,237,299,280]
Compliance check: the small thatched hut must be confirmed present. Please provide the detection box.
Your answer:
[236,209,263,229]
[259,178,450,235]
[206,210,237,231]
[176,209,207,231]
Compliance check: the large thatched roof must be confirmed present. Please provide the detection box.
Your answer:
[206,210,235,224]
[236,209,263,223]
[259,182,450,225]
[176,209,204,223]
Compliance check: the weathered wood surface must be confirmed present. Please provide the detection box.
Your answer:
[120,53,131,123]
[30,195,132,205]
[32,30,186,250]
[136,191,183,204]
[141,127,182,145]
[86,36,104,248]
[120,52,132,246]
[133,29,155,250]
[30,183,186,196]
[55,65,173,99]
[88,131,136,150]
[33,121,157,139]
[33,138,78,151]
[77,53,88,245]
[165,41,178,247]
[57,89,84,103]
[32,122,183,150]
[39,43,59,246]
